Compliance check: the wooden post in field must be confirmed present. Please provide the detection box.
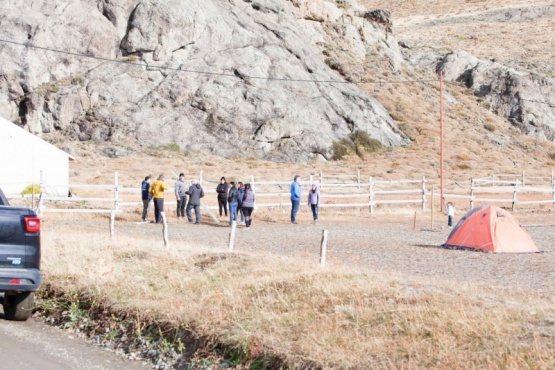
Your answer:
[38,170,44,215]
[512,179,518,211]
[161,212,169,247]
[470,178,474,209]
[114,172,120,212]
[431,185,434,230]
[320,229,328,268]
[199,171,203,186]
[421,176,427,211]
[319,171,323,188]
[357,168,360,189]
[369,177,374,214]
[413,211,417,231]
[109,210,116,238]
[310,174,314,185]
[522,171,525,187]
[229,221,237,252]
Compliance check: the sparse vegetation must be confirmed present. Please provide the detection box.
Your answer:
[484,122,496,132]
[21,184,40,195]
[331,130,383,160]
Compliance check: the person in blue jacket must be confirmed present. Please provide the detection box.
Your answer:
[141,175,152,222]
[290,175,301,224]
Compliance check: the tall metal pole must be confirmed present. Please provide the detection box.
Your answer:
[439,71,444,213]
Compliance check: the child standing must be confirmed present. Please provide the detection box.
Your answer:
[307,183,320,225]
[446,201,455,228]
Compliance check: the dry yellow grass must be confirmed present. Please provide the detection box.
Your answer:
[39,216,555,368]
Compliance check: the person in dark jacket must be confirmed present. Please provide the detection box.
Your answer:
[237,182,245,225]
[174,173,188,218]
[141,175,152,222]
[186,180,204,224]
[227,181,239,225]
[216,177,229,218]
[241,183,255,228]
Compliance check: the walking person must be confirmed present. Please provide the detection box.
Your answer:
[174,173,188,219]
[141,175,152,222]
[227,181,239,225]
[149,174,168,224]
[216,177,229,218]
[186,180,205,224]
[237,181,245,225]
[290,175,301,224]
[307,182,320,225]
[241,183,255,228]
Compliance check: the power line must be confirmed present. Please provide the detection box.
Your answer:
[0,38,438,85]
[520,98,555,108]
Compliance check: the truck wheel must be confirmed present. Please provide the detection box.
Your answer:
[2,292,35,321]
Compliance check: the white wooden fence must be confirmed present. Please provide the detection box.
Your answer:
[2,171,428,215]
[5,170,555,217]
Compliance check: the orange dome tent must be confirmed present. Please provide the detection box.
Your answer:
[442,205,539,253]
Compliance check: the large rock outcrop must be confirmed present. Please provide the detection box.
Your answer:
[438,51,555,140]
[0,0,407,161]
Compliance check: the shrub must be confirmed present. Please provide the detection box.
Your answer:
[484,123,496,132]
[331,130,382,160]
[21,184,40,196]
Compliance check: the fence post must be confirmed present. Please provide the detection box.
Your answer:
[38,170,44,215]
[470,177,474,209]
[161,212,169,247]
[199,171,203,186]
[320,171,323,189]
[357,169,360,189]
[522,171,525,187]
[369,177,374,214]
[431,185,434,230]
[320,229,328,268]
[310,174,314,185]
[229,221,237,252]
[114,172,120,212]
[110,210,116,238]
[421,176,427,211]
[512,179,519,211]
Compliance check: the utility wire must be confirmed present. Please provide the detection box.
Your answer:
[0,38,438,85]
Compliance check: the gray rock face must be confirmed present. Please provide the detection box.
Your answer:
[0,0,407,161]
[438,51,555,140]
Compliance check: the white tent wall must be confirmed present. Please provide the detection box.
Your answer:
[0,116,73,195]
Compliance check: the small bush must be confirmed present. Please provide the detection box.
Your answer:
[331,130,382,160]
[484,123,496,132]
[21,184,40,196]
[331,140,352,161]
[548,152,555,161]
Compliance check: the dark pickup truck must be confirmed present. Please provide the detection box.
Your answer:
[0,187,41,321]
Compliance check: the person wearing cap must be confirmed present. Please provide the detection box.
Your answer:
[149,174,169,224]
[174,173,188,218]
[290,175,301,224]
[141,175,152,222]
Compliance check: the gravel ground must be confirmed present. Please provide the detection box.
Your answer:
[53,209,555,296]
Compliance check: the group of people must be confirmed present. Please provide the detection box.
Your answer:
[140,174,321,227]
[141,174,204,224]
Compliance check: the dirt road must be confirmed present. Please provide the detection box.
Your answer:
[0,314,146,370]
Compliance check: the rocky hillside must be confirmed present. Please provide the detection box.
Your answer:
[362,0,555,143]
[0,0,409,161]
